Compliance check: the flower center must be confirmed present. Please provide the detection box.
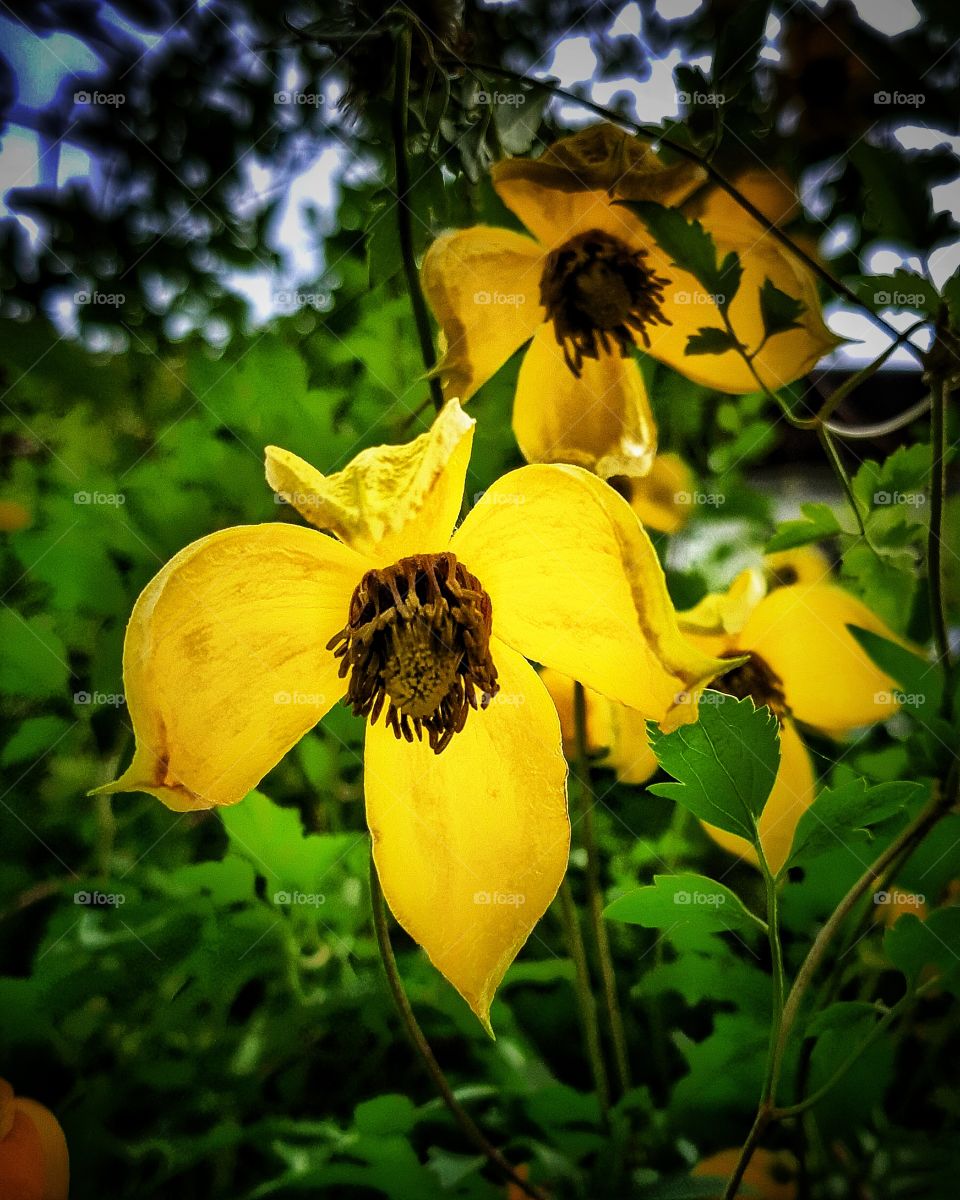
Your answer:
[713,651,789,724]
[539,229,672,377]
[327,552,499,753]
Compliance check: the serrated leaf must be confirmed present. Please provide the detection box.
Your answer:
[647,694,780,843]
[685,326,740,356]
[787,779,923,868]
[758,276,806,338]
[605,873,766,937]
[766,501,845,551]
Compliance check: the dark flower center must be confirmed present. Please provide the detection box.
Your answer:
[327,552,499,753]
[539,229,672,377]
[713,651,789,724]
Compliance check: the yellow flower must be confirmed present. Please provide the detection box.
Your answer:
[421,124,837,479]
[542,550,900,874]
[97,402,729,1030]
[0,1078,69,1200]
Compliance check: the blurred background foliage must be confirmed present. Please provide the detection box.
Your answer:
[1,0,959,1197]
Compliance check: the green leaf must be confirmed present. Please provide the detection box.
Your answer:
[647,694,780,843]
[626,202,742,312]
[787,779,923,868]
[885,909,960,996]
[605,873,766,937]
[766,501,845,551]
[758,276,806,338]
[684,326,740,356]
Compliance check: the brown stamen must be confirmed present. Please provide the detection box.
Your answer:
[327,552,499,753]
[713,651,789,724]
[539,229,672,377]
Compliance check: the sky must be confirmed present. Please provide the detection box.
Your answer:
[0,0,956,366]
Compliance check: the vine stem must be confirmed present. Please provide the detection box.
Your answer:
[368,855,545,1200]
[928,376,952,680]
[393,23,445,413]
[722,770,958,1198]
[572,682,632,1097]
[557,878,611,1121]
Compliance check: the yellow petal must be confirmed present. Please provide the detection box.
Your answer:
[642,226,838,393]
[96,524,363,811]
[539,668,658,785]
[618,453,695,534]
[764,545,832,590]
[420,227,544,401]
[265,400,473,564]
[701,717,815,873]
[451,464,730,728]
[365,640,569,1032]
[678,567,767,638]
[513,323,657,478]
[493,124,704,245]
[738,583,900,735]
[687,167,801,233]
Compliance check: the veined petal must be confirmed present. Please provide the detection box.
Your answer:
[702,717,815,873]
[618,453,694,534]
[513,324,657,478]
[96,525,363,811]
[451,465,730,728]
[644,227,839,393]
[738,583,899,734]
[366,640,569,1033]
[493,124,704,246]
[421,227,544,401]
[266,400,474,565]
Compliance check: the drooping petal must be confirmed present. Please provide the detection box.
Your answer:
[451,464,730,728]
[764,546,833,590]
[738,583,900,735]
[420,227,545,401]
[513,324,657,478]
[643,227,839,393]
[96,525,363,811]
[540,668,658,784]
[365,640,569,1032]
[701,717,815,873]
[265,400,474,564]
[617,453,695,534]
[492,124,704,247]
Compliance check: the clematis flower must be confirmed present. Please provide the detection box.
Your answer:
[97,402,729,1030]
[0,1078,69,1200]
[541,550,900,873]
[421,124,837,479]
